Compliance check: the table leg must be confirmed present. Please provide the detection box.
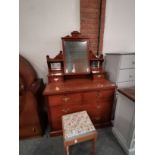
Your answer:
[64,144,69,155]
[92,138,96,155]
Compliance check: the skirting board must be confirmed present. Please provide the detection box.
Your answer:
[112,127,135,155]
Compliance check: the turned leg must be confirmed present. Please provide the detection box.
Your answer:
[64,144,69,155]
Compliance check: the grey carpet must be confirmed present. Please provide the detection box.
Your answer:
[19,127,126,155]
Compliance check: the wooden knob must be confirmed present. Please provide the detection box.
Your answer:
[63,97,70,102]
[62,109,69,113]
[32,127,36,133]
[96,105,101,109]
[96,92,100,98]
[95,117,100,121]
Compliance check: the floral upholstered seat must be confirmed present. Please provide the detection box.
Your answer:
[62,111,96,141]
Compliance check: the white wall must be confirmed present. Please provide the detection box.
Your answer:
[20,0,135,81]
[19,0,80,82]
[103,0,135,53]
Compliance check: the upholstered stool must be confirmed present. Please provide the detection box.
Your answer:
[62,111,97,155]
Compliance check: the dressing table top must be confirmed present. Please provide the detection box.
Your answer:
[43,78,116,95]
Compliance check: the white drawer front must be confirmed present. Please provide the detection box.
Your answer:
[117,69,135,82]
[120,55,135,69]
[117,81,135,88]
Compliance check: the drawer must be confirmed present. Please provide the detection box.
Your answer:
[49,105,82,130]
[82,90,114,104]
[48,93,82,106]
[19,124,42,138]
[82,91,98,104]
[117,69,135,82]
[97,90,114,101]
[120,55,135,69]
[117,81,135,88]
[83,101,113,119]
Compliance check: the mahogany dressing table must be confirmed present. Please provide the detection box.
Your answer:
[43,31,116,136]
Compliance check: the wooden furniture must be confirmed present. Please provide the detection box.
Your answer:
[43,31,116,136]
[62,111,97,155]
[105,53,135,88]
[19,55,47,139]
[112,87,135,155]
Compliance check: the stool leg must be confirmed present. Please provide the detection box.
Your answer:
[92,138,96,155]
[64,144,69,155]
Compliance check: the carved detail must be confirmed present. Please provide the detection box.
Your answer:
[89,50,96,59]
[62,31,88,39]
[89,50,104,60]
[71,31,81,37]
[46,51,63,62]
[54,51,63,59]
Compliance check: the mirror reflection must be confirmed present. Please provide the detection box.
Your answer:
[64,41,90,74]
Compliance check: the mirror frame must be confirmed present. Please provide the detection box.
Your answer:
[62,31,90,75]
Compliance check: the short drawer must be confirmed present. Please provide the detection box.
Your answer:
[48,93,82,106]
[117,69,135,82]
[82,90,114,104]
[120,55,135,69]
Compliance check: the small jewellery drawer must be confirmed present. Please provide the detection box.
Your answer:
[48,93,82,106]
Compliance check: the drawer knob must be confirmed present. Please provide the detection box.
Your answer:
[96,92,100,98]
[95,117,100,121]
[96,105,101,109]
[32,127,36,133]
[63,97,70,102]
[62,109,69,113]
[129,75,132,78]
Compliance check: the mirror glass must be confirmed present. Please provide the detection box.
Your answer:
[64,41,90,74]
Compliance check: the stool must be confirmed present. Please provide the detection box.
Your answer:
[62,111,97,155]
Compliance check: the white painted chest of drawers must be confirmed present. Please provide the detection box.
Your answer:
[112,88,135,155]
[105,53,135,88]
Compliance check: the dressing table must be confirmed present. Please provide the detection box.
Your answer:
[43,31,116,136]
